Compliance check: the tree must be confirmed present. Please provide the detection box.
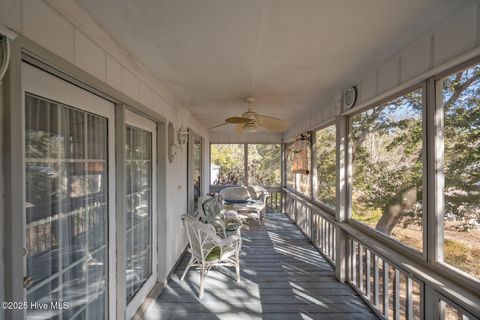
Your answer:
[352,66,480,239]
[248,144,281,186]
[443,66,480,231]
[211,144,281,186]
[211,144,245,185]
[315,126,336,208]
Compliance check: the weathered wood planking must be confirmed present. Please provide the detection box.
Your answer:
[145,213,377,320]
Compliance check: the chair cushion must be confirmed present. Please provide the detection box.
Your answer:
[202,198,222,222]
[224,199,249,204]
[224,210,238,219]
[206,246,234,261]
[219,186,251,201]
[247,185,268,200]
[225,220,241,231]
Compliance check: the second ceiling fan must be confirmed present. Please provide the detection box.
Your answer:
[209,97,289,133]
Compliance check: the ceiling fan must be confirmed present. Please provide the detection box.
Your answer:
[209,97,289,133]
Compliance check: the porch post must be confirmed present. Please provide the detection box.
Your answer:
[335,102,349,282]
[115,105,127,320]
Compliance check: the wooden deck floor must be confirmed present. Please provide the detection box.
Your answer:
[144,213,377,320]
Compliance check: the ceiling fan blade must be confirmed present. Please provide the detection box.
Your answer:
[226,117,251,124]
[208,122,228,130]
[234,124,244,133]
[256,115,289,132]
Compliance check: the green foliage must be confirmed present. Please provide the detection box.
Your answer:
[286,143,295,188]
[315,126,336,208]
[248,144,281,186]
[211,144,245,185]
[352,89,424,238]
[210,143,281,186]
[443,65,480,232]
[351,64,480,265]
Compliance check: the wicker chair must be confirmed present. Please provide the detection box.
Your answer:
[181,214,241,298]
[198,195,242,237]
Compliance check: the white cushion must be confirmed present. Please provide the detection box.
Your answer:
[219,186,251,201]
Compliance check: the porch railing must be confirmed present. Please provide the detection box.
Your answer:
[282,188,480,320]
[347,233,423,319]
[285,192,336,263]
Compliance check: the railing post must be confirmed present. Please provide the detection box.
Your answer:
[335,111,349,282]
[425,284,439,320]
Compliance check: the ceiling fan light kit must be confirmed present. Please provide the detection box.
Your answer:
[243,123,258,133]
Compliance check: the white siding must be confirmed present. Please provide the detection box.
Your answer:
[74,29,106,82]
[23,0,75,62]
[106,55,122,91]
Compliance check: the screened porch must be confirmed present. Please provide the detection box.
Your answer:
[1,1,480,320]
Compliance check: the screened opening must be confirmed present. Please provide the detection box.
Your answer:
[210,143,281,187]
[210,144,245,185]
[439,62,480,279]
[351,88,424,252]
[313,124,337,210]
[247,144,281,187]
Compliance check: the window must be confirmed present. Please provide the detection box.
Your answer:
[25,94,109,319]
[439,63,480,279]
[286,142,295,189]
[247,144,281,186]
[210,144,245,185]
[351,88,424,252]
[188,131,203,213]
[313,125,336,209]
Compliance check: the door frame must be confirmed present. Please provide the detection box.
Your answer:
[21,62,117,319]
[4,36,170,320]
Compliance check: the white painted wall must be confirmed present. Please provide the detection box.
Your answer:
[284,0,480,141]
[0,0,211,303]
[210,131,283,144]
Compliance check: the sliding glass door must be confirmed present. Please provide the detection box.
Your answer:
[23,63,115,320]
[124,110,157,318]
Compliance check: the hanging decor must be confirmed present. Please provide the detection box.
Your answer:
[292,133,310,175]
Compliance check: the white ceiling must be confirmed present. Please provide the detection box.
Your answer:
[76,0,467,131]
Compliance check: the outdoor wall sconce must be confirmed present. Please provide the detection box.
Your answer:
[0,25,17,83]
[168,122,190,163]
[177,126,189,146]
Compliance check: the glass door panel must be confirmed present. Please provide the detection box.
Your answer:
[124,110,156,317]
[125,125,153,301]
[25,94,109,320]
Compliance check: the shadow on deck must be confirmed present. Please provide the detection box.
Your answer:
[144,213,377,320]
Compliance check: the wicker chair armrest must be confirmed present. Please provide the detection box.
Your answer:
[216,234,240,247]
